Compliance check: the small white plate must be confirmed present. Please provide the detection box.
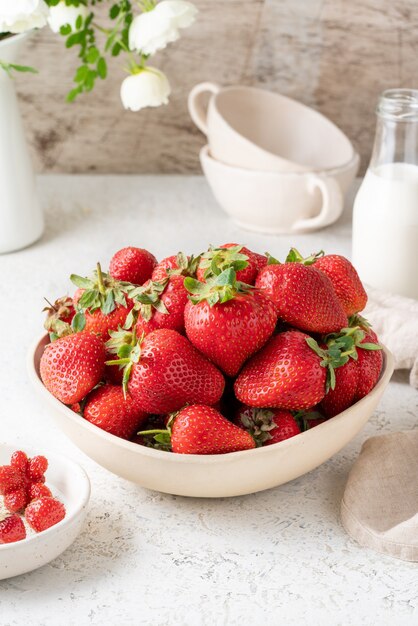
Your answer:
[0,444,90,580]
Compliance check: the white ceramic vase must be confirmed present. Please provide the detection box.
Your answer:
[0,32,43,254]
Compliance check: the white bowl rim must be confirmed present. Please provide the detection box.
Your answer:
[210,85,355,167]
[28,333,394,465]
[0,443,90,552]
[200,144,360,178]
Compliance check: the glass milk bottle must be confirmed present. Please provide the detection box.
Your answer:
[352,89,418,299]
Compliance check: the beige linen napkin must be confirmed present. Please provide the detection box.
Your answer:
[364,286,418,389]
[341,430,418,561]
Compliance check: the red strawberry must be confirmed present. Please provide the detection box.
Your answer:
[320,323,383,408]
[1,451,51,513]
[0,514,26,544]
[3,489,28,513]
[28,483,52,500]
[83,384,148,439]
[255,249,347,334]
[184,269,277,377]
[82,305,131,340]
[354,331,383,400]
[151,251,200,282]
[234,331,329,410]
[129,275,188,336]
[106,329,225,414]
[253,252,268,272]
[109,247,157,285]
[27,456,48,481]
[320,358,359,418]
[25,497,66,532]
[10,450,29,474]
[314,254,367,316]
[0,465,25,495]
[40,331,106,404]
[140,405,256,454]
[235,407,301,446]
[197,244,260,285]
[71,263,132,340]
[104,356,124,385]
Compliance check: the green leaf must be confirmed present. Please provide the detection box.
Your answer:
[101,290,115,315]
[60,24,72,36]
[265,252,280,265]
[75,15,83,30]
[9,63,38,74]
[67,86,82,102]
[154,432,172,446]
[216,268,236,287]
[86,47,99,63]
[184,277,207,294]
[75,65,89,83]
[122,361,133,396]
[78,289,100,310]
[109,4,121,19]
[72,312,86,332]
[70,274,95,289]
[66,32,83,48]
[97,57,107,79]
[360,343,382,351]
[111,42,122,56]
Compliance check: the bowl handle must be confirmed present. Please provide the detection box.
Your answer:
[292,175,344,232]
[188,82,220,135]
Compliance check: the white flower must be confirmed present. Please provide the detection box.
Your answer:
[129,0,198,56]
[120,67,171,112]
[0,0,48,34]
[48,1,89,34]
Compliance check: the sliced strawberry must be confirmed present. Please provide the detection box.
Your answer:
[0,514,26,544]
[25,497,66,532]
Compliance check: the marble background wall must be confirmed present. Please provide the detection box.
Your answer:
[16,0,418,174]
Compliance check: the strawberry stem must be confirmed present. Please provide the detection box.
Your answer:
[96,262,106,295]
[137,429,168,436]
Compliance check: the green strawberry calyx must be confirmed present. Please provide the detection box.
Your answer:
[105,328,144,395]
[198,244,249,280]
[43,295,86,340]
[285,248,324,265]
[265,248,324,266]
[137,411,178,451]
[307,323,382,392]
[236,408,277,447]
[293,409,326,432]
[325,324,382,357]
[124,279,169,329]
[70,262,131,326]
[185,267,253,307]
[306,337,351,392]
[164,252,201,278]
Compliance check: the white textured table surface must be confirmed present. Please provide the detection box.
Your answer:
[0,175,417,626]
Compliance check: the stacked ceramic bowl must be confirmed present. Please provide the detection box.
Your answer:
[189,83,359,234]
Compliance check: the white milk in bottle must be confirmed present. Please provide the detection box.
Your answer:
[353,90,418,299]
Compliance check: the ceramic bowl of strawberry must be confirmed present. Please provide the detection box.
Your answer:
[0,444,90,580]
[28,333,393,498]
